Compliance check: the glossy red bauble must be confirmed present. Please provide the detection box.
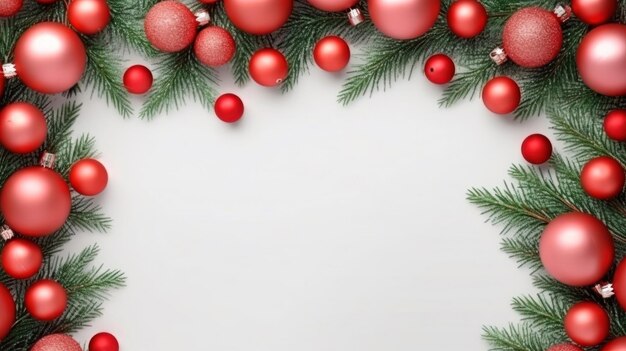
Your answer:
[577,24,626,96]
[0,102,47,154]
[313,36,351,72]
[224,0,293,35]
[424,54,455,85]
[0,283,15,340]
[602,338,626,351]
[307,0,358,12]
[1,239,43,279]
[123,65,153,94]
[144,0,198,52]
[25,279,67,321]
[613,258,626,311]
[249,48,288,87]
[521,134,552,164]
[368,0,440,40]
[581,156,625,200]
[547,344,584,351]
[68,0,111,35]
[564,302,610,347]
[572,0,616,25]
[32,334,82,351]
[604,110,626,141]
[0,0,22,17]
[194,26,236,67]
[482,76,521,115]
[89,332,120,351]
[447,0,488,39]
[215,93,244,123]
[69,158,109,196]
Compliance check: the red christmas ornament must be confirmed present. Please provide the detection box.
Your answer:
[0,102,47,154]
[214,93,244,123]
[613,258,626,310]
[482,76,521,115]
[0,0,22,17]
[0,66,4,99]
[14,22,86,94]
[32,334,82,351]
[199,0,220,3]
[368,0,440,40]
[307,0,358,12]
[89,332,120,351]
[69,158,109,196]
[25,279,67,321]
[447,0,488,39]
[602,338,626,351]
[539,212,614,286]
[0,283,15,340]
[224,0,293,35]
[502,7,563,68]
[581,156,625,200]
[547,344,583,351]
[564,302,610,346]
[0,166,72,237]
[424,54,455,85]
[572,0,616,25]
[521,134,552,165]
[144,1,199,53]
[68,0,111,35]
[577,24,626,96]
[604,110,626,141]
[36,0,59,4]
[194,26,236,67]
[313,36,351,72]
[1,239,43,279]
[123,65,153,94]
[249,48,288,87]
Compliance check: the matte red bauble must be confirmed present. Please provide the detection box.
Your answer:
[314,36,351,72]
[1,239,43,279]
[249,48,288,87]
[547,344,584,351]
[25,279,67,321]
[577,24,626,96]
[368,0,440,40]
[602,338,626,351]
[424,54,455,85]
[144,0,198,52]
[613,258,626,310]
[0,283,15,340]
[482,76,521,115]
[0,102,47,154]
[194,26,236,67]
[564,302,610,346]
[224,0,293,35]
[123,65,153,94]
[581,156,625,200]
[307,0,358,12]
[68,0,111,35]
[521,134,552,164]
[447,0,488,39]
[0,0,22,17]
[572,0,616,25]
[539,212,614,286]
[14,22,86,94]
[215,93,244,123]
[32,334,82,351]
[0,167,72,237]
[89,332,120,351]
[69,158,108,196]
[604,110,626,141]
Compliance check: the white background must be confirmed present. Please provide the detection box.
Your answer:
[65,61,549,350]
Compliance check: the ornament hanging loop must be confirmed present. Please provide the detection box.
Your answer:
[554,4,572,23]
[0,225,13,241]
[594,282,615,298]
[195,9,211,26]
[2,63,16,78]
[490,47,508,65]
[348,8,365,26]
[39,152,57,169]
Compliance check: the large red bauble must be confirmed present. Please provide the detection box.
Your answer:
[224,0,293,35]
[424,54,455,85]
[69,158,108,196]
[547,344,583,351]
[0,0,22,17]
[25,279,67,321]
[503,7,562,68]
[89,332,120,351]
[14,22,86,94]
[307,0,358,12]
[604,110,626,141]
[144,0,198,52]
[123,65,153,94]
[368,0,440,40]
[0,167,72,237]
[68,0,111,35]
[581,156,625,200]
[194,26,236,67]
[1,239,43,279]
[0,102,47,154]
[577,24,626,96]
[32,334,82,351]
[603,338,626,351]
[572,0,616,25]
[521,134,552,165]
[564,302,609,346]
[539,212,614,286]
[314,36,351,72]
[0,283,15,340]
[447,0,488,39]
[215,93,244,123]
[482,76,521,115]
[249,48,288,87]
[613,258,626,310]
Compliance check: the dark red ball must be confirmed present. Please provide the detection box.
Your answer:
[613,257,626,311]
[25,279,67,321]
[69,158,108,196]
[1,239,43,279]
[581,156,625,200]
[602,337,626,351]
[564,302,609,347]
[424,54,455,84]
[215,93,244,123]
[123,65,153,94]
[0,0,22,17]
[604,110,626,141]
[0,283,15,340]
[68,0,111,35]
[482,76,521,114]
[521,134,552,164]
[89,332,119,351]
[447,0,488,39]
[572,0,616,25]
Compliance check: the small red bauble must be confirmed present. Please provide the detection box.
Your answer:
[577,24,626,96]
[572,0,616,25]
[68,0,111,35]
[314,36,351,72]
[502,7,563,68]
[224,0,293,35]
[199,0,219,3]
[613,258,626,310]
[215,93,244,123]
[123,65,153,94]
[521,134,552,164]
[424,54,455,84]
[604,110,626,141]
[25,279,67,321]
[564,302,610,347]
[547,344,584,351]
[249,48,288,87]
[602,338,626,351]
[194,26,236,67]
[0,283,15,340]
[69,158,109,196]
[144,1,198,53]
[482,76,521,115]
[308,0,358,12]
[32,334,82,351]
[1,239,43,279]
[581,156,625,200]
[36,0,59,3]
[0,102,47,154]
[447,0,488,39]
[0,0,22,17]
[89,332,120,351]
[368,0,440,40]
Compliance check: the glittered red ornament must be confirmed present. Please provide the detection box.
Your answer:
[25,279,67,321]
[123,65,153,94]
[613,258,626,311]
[215,93,244,123]
[224,0,293,35]
[564,302,610,346]
[307,0,358,12]
[0,0,22,17]
[69,158,108,196]
[89,332,120,351]
[424,54,455,84]
[602,338,626,351]
[572,0,616,25]
[32,334,82,351]
[482,76,521,115]
[0,102,47,154]
[368,0,440,40]
[68,0,111,35]
[0,283,15,340]
[1,239,43,279]
[521,134,552,165]
[447,0,488,39]
[577,24,626,97]
[144,1,198,53]
[249,48,288,87]
[547,344,584,351]
[581,156,625,200]
[313,36,351,72]
[502,7,563,68]
[604,110,626,141]
[194,26,236,67]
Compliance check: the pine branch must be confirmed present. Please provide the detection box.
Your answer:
[482,324,551,351]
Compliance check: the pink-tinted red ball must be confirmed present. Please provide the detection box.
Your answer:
[224,0,293,35]
[577,24,626,96]
[368,0,440,40]
[194,26,236,67]
[68,0,111,35]
[249,48,289,87]
[564,302,610,346]
[447,0,487,39]
[482,76,521,115]
[123,65,153,94]
[572,0,616,25]
[581,156,625,199]
[0,283,15,340]
[89,332,120,351]
[521,134,552,164]
[32,334,82,351]
[546,344,584,351]
[314,36,351,72]
[604,110,626,141]
[424,54,455,84]
[0,0,22,17]
[1,239,43,279]
[70,158,109,196]
[0,102,47,154]
[144,0,197,52]
[25,279,67,321]
[308,0,358,12]
[215,93,244,123]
